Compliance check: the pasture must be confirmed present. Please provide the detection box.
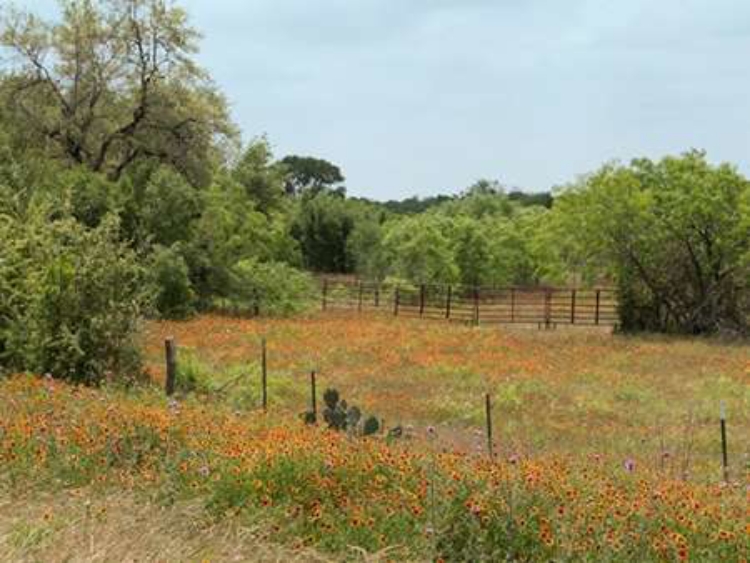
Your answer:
[1,312,747,561]
[144,313,748,480]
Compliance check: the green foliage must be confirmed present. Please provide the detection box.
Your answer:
[551,151,750,334]
[228,259,315,316]
[0,0,236,186]
[65,167,122,228]
[291,193,360,273]
[174,350,213,394]
[371,186,559,288]
[0,212,151,383]
[382,215,459,284]
[233,139,286,215]
[347,218,389,281]
[185,174,302,305]
[452,217,493,287]
[380,194,454,215]
[148,245,196,320]
[139,168,202,247]
[280,155,345,196]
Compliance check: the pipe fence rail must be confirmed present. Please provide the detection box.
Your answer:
[320,278,618,328]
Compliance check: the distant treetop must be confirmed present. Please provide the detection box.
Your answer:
[280,155,345,196]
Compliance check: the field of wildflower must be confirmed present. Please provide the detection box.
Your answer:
[144,313,749,478]
[1,312,748,561]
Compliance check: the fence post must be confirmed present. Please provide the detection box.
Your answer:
[720,402,729,482]
[310,370,317,423]
[375,285,380,308]
[394,286,400,316]
[322,279,328,311]
[164,337,177,396]
[251,288,260,317]
[571,289,577,325]
[446,285,452,319]
[595,289,601,325]
[485,393,494,459]
[419,284,426,317]
[544,288,552,329]
[474,287,480,326]
[510,288,516,323]
[261,337,268,410]
[358,281,364,313]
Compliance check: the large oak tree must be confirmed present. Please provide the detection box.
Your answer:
[0,0,235,186]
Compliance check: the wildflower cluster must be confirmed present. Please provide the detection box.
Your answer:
[1,375,746,560]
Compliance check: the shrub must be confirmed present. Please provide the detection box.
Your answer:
[0,211,152,384]
[149,245,197,319]
[228,258,315,316]
[552,152,750,334]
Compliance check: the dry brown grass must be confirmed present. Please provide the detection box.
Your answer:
[0,489,339,563]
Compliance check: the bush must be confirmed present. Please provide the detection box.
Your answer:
[149,245,196,319]
[228,259,315,316]
[552,152,750,334]
[0,211,152,384]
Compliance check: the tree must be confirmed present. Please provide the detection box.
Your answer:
[347,217,389,281]
[439,180,516,219]
[0,0,235,186]
[185,174,301,305]
[452,217,493,287]
[139,167,201,247]
[552,151,750,334]
[232,139,286,215]
[280,155,345,196]
[290,193,360,273]
[382,215,459,284]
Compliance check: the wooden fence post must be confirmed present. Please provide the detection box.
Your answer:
[419,284,426,317]
[358,281,364,313]
[261,337,268,410]
[445,285,452,319]
[720,402,729,482]
[510,288,516,323]
[322,279,328,311]
[394,286,400,316]
[595,289,601,325]
[310,370,317,423]
[571,289,577,325]
[474,287,480,326]
[375,285,380,308]
[485,393,494,459]
[544,288,552,329]
[164,337,177,396]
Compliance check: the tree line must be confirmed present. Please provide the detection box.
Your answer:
[0,0,747,383]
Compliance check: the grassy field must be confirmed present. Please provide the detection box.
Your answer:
[144,313,749,480]
[1,312,748,561]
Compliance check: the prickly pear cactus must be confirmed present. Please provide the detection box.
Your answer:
[346,405,361,428]
[320,387,380,436]
[323,388,339,410]
[363,416,380,436]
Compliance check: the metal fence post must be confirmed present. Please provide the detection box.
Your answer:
[595,289,601,325]
[165,337,177,396]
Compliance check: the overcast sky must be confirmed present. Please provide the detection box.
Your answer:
[17,0,750,199]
